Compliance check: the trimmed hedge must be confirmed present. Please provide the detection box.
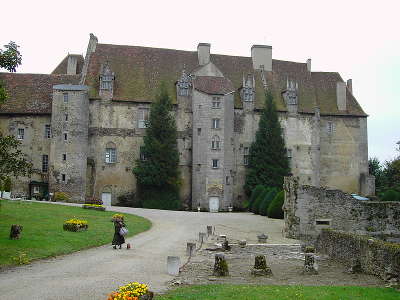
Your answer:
[247,185,265,211]
[252,188,269,214]
[259,188,278,216]
[140,186,181,210]
[267,190,284,219]
[382,189,400,202]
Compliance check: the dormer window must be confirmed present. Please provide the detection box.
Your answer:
[243,87,254,102]
[241,74,255,102]
[99,62,115,92]
[177,68,192,97]
[283,78,298,105]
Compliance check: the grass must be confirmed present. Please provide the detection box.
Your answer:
[156,285,399,300]
[0,199,151,267]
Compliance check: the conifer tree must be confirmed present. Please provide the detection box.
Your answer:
[244,90,290,195]
[133,83,180,209]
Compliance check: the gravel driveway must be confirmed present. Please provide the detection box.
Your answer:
[0,203,297,300]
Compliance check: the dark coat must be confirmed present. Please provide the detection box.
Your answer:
[112,220,125,245]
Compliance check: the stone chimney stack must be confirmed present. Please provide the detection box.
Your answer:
[197,43,210,65]
[67,55,78,75]
[336,82,347,111]
[88,33,98,53]
[251,45,272,71]
[307,59,312,72]
[347,79,353,93]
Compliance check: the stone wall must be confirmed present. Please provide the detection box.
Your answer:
[283,177,399,240]
[316,229,400,280]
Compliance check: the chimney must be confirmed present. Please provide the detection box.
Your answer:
[88,33,98,53]
[307,58,312,72]
[197,43,210,65]
[67,55,77,75]
[251,45,272,71]
[347,79,353,93]
[336,82,347,111]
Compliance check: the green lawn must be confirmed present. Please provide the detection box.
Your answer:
[156,285,399,300]
[0,199,151,267]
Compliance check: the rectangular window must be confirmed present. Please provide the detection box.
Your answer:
[197,128,201,136]
[327,122,335,135]
[61,174,66,182]
[42,154,48,172]
[100,75,113,90]
[63,132,68,141]
[65,114,68,122]
[138,108,149,129]
[316,219,331,226]
[287,149,292,167]
[33,186,40,194]
[45,125,51,139]
[212,118,220,129]
[62,154,67,161]
[226,176,230,185]
[243,147,249,165]
[63,93,68,103]
[105,148,117,163]
[17,128,24,140]
[140,146,147,161]
[212,97,221,109]
[212,159,219,169]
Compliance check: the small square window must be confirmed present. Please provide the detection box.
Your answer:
[212,159,219,169]
[138,108,149,129]
[243,147,249,165]
[17,128,24,140]
[62,154,67,161]
[105,148,117,163]
[33,186,40,194]
[197,128,201,136]
[63,93,68,103]
[212,97,221,109]
[61,174,66,182]
[327,122,335,135]
[45,125,51,139]
[140,146,147,161]
[63,132,68,141]
[65,114,68,121]
[226,176,230,185]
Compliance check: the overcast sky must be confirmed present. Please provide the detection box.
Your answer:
[1,0,399,162]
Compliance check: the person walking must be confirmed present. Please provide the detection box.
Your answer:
[112,217,126,249]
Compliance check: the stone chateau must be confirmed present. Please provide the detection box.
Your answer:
[0,34,375,210]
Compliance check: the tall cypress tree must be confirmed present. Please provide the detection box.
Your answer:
[244,90,290,195]
[133,82,180,209]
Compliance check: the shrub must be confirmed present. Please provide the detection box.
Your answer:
[382,189,400,202]
[54,192,70,202]
[259,188,278,216]
[63,218,88,232]
[267,190,284,219]
[247,185,265,211]
[3,177,11,192]
[140,186,181,210]
[115,193,141,208]
[82,204,106,211]
[12,252,30,265]
[85,197,103,205]
[252,188,269,214]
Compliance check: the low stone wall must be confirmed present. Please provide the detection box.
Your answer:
[316,229,400,280]
[283,176,400,239]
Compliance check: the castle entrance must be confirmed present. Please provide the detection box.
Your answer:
[101,192,111,206]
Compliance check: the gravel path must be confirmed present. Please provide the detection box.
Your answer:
[0,203,297,300]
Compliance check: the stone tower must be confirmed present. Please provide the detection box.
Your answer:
[49,84,89,202]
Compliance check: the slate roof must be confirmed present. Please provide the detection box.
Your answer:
[193,76,235,95]
[83,43,366,116]
[0,73,80,114]
[52,54,84,75]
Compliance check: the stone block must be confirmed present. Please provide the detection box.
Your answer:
[167,256,181,276]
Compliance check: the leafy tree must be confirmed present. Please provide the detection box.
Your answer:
[251,188,269,214]
[384,157,400,193]
[133,82,180,210]
[0,42,22,105]
[246,185,265,210]
[0,42,31,186]
[369,157,385,195]
[381,189,400,202]
[267,190,285,219]
[259,187,278,216]
[244,90,290,195]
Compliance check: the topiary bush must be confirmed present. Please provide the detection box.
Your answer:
[267,190,284,219]
[259,188,278,216]
[54,192,71,202]
[382,189,400,202]
[252,188,269,214]
[246,185,265,211]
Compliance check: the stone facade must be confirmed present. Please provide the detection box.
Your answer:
[283,177,400,239]
[0,34,374,210]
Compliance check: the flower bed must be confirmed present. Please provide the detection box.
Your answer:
[82,204,106,211]
[107,282,153,300]
[63,218,88,232]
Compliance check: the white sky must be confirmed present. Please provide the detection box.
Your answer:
[1,0,399,162]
